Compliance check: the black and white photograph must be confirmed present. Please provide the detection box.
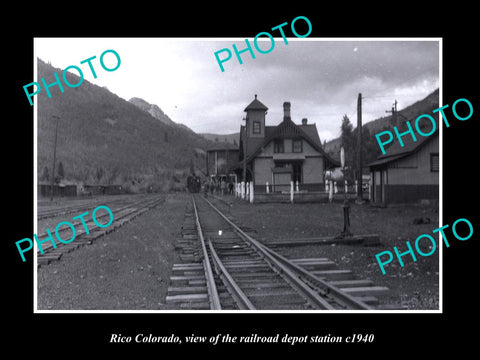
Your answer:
[32,38,441,312]
[6,7,478,355]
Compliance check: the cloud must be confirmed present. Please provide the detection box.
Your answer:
[187,40,440,138]
[35,38,440,140]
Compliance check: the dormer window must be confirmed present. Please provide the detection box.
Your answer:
[274,139,284,153]
[292,139,302,153]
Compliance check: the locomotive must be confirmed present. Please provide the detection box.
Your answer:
[186,175,201,193]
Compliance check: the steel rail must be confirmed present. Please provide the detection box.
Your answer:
[191,196,222,310]
[260,244,372,310]
[37,195,165,255]
[37,195,163,240]
[200,196,337,309]
[207,239,256,310]
[201,195,372,310]
[37,197,128,220]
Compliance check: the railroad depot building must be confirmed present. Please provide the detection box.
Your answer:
[206,142,239,183]
[238,95,338,192]
[368,131,439,205]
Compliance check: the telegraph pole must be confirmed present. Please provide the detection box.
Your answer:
[386,99,398,127]
[356,93,363,203]
[242,116,247,184]
[50,115,60,201]
[340,146,351,237]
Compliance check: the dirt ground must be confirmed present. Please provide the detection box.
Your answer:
[37,192,439,311]
[37,193,186,310]
[209,195,440,310]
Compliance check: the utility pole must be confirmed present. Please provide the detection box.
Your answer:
[356,93,363,202]
[340,146,351,238]
[386,99,398,128]
[242,116,247,184]
[50,115,60,201]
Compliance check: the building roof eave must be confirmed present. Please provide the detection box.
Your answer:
[367,132,438,168]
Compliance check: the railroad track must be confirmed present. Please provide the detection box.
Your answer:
[37,196,130,220]
[166,194,390,310]
[36,195,165,267]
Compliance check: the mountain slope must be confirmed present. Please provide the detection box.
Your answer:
[324,89,440,159]
[128,97,177,127]
[129,97,199,137]
[199,132,240,145]
[36,59,211,191]
[363,89,440,135]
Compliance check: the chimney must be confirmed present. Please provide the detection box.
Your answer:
[283,102,291,121]
[302,118,308,125]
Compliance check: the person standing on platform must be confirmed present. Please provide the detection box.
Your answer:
[220,178,226,195]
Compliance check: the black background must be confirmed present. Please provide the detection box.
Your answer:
[6,4,477,355]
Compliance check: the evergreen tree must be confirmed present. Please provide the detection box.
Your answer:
[352,126,380,170]
[189,158,196,176]
[41,166,49,182]
[341,114,353,143]
[340,115,355,180]
[57,161,65,180]
[96,166,104,183]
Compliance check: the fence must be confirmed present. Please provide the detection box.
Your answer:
[234,180,372,204]
[38,184,77,197]
[38,184,127,198]
[80,185,124,195]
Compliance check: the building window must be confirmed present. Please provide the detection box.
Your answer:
[253,121,261,134]
[292,139,302,153]
[430,153,439,172]
[274,139,284,153]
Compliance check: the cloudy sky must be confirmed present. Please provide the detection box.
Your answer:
[35,38,440,142]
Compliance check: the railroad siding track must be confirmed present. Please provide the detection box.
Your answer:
[36,195,165,267]
[166,195,390,310]
[37,196,133,220]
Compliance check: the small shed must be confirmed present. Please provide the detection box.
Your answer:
[368,132,439,205]
[38,183,77,197]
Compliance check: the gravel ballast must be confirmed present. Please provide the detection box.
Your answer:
[37,193,187,310]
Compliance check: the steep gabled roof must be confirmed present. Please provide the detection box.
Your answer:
[301,124,322,145]
[368,104,441,168]
[270,117,304,138]
[368,132,438,168]
[240,118,339,167]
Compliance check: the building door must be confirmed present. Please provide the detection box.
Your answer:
[275,161,302,183]
[292,162,302,184]
[373,169,385,204]
[381,169,387,204]
[273,172,292,192]
[379,170,384,203]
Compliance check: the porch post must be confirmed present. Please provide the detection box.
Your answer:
[249,181,254,203]
[329,180,333,203]
[290,181,294,203]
